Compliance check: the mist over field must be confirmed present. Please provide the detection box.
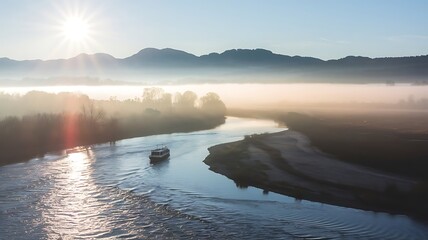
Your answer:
[2,1,428,239]
[1,47,427,113]
[2,83,428,113]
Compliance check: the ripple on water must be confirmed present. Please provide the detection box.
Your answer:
[1,118,428,239]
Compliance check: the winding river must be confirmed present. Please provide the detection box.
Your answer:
[1,117,428,239]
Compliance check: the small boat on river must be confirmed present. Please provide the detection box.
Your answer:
[149,146,170,162]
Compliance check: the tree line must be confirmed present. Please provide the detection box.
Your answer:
[0,88,227,165]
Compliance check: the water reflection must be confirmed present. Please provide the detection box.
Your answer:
[68,150,90,180]
[39,148,117,238]
[1,117,428,239]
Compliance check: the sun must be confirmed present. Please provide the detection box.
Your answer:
[62,17,90,42]
[50,2,102,58]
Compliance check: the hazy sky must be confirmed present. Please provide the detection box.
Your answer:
[1,0,427,60]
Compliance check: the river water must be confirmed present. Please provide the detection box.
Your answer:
[1,117,427,239]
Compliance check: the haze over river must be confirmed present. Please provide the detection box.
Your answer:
[1,117,428,239]
[2,83,428,107]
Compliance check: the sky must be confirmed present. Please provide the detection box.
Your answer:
[0,0,427,60]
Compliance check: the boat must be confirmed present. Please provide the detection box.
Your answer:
[149,146,170,162]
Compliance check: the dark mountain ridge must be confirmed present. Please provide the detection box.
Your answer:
[1,48,427,83]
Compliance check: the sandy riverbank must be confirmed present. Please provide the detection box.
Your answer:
[204,130,428,219]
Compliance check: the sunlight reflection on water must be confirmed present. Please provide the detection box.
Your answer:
[1,117,428,239]
[38,148,117,239]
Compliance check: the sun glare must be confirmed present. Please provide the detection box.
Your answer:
[62,17,89,41]
[49,2,104,57]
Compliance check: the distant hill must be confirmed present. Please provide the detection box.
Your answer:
[1,48,427,85]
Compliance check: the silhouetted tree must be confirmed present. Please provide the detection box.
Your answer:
[158,92,172,111]
[174,91,198,110]
[80,102,106,144]
[142,87,164,109]
[141,87,174,111]
[0,89,227,166]
[199,92,226,116]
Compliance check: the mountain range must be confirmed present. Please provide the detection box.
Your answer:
[1,48,427,84]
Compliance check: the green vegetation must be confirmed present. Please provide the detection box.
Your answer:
[0,88,226,166]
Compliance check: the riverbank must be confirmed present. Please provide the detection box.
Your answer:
[0,113,225,166]
[204,129,428,219]
[0,89,227,166]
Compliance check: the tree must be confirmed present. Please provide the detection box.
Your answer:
[158,92,172,110]
[142,87,164,109]
[174,91,198,110]
[142,87,173,111]
[80,101,106,143]
[80,101,106,125]
[199,92,226,116]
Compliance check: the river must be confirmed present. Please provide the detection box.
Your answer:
[1,117,428,239]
